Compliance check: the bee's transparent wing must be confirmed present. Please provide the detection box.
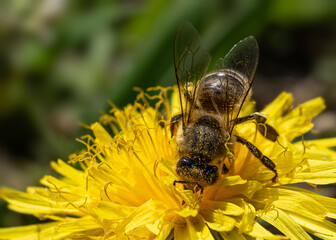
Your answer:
[174,22,211,126]
[215,36,259,132]
[216,36,259,80]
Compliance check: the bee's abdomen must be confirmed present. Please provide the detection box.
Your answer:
[198,70,246,114]
[182,116,226,163]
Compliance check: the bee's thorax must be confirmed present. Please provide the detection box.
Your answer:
[177,115,230,164]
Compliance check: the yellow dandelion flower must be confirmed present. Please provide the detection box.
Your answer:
[1,86,336,240]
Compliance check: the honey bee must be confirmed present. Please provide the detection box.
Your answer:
[171,22,279,192]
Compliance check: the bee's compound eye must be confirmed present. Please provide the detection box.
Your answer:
[177,157,195,168]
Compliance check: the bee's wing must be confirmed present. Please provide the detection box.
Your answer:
[174,22,211,126]
[216,36,259,80]
[215,36,259,132]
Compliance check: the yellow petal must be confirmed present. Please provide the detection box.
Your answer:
[220,228,249,240]
[202,199,254,233]
[279,97,325,140]
[292,160,336,184]
[200,207,236,232]
[236,180,263,199]
[0,188,81,216]
[94,201,134,220]
[50,159,85,184]
[56,216,101,233]
[91,122,113,145]
[283,97,325,121]
[253,187,327,221]
[209,180,262,200]
[261,208,312,240]
[174,216,214,240]
[246,221,286,239]
[156,221,174,240]
[281,186,336,219]
[175,206,199,218]
[115,199,167,235]
[201,200,244,216]
[215,175,247,188]
[288,213,336,240]
[235,200,256,232]
[0,222,71,240]
[173,188,199,212]
[262,92,293,119]
[156,157,178,179]
[305,137,336,148]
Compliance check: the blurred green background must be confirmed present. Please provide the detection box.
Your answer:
[1,0,336,228]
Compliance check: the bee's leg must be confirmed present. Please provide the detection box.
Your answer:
[173,180,204,195]
[222,164,229,174]
[170,114,182,137]
[235,135,278,182]
[235,113,279,142]
[222,154,234,174]
[184,89,193,103]
[175,157,218,191]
